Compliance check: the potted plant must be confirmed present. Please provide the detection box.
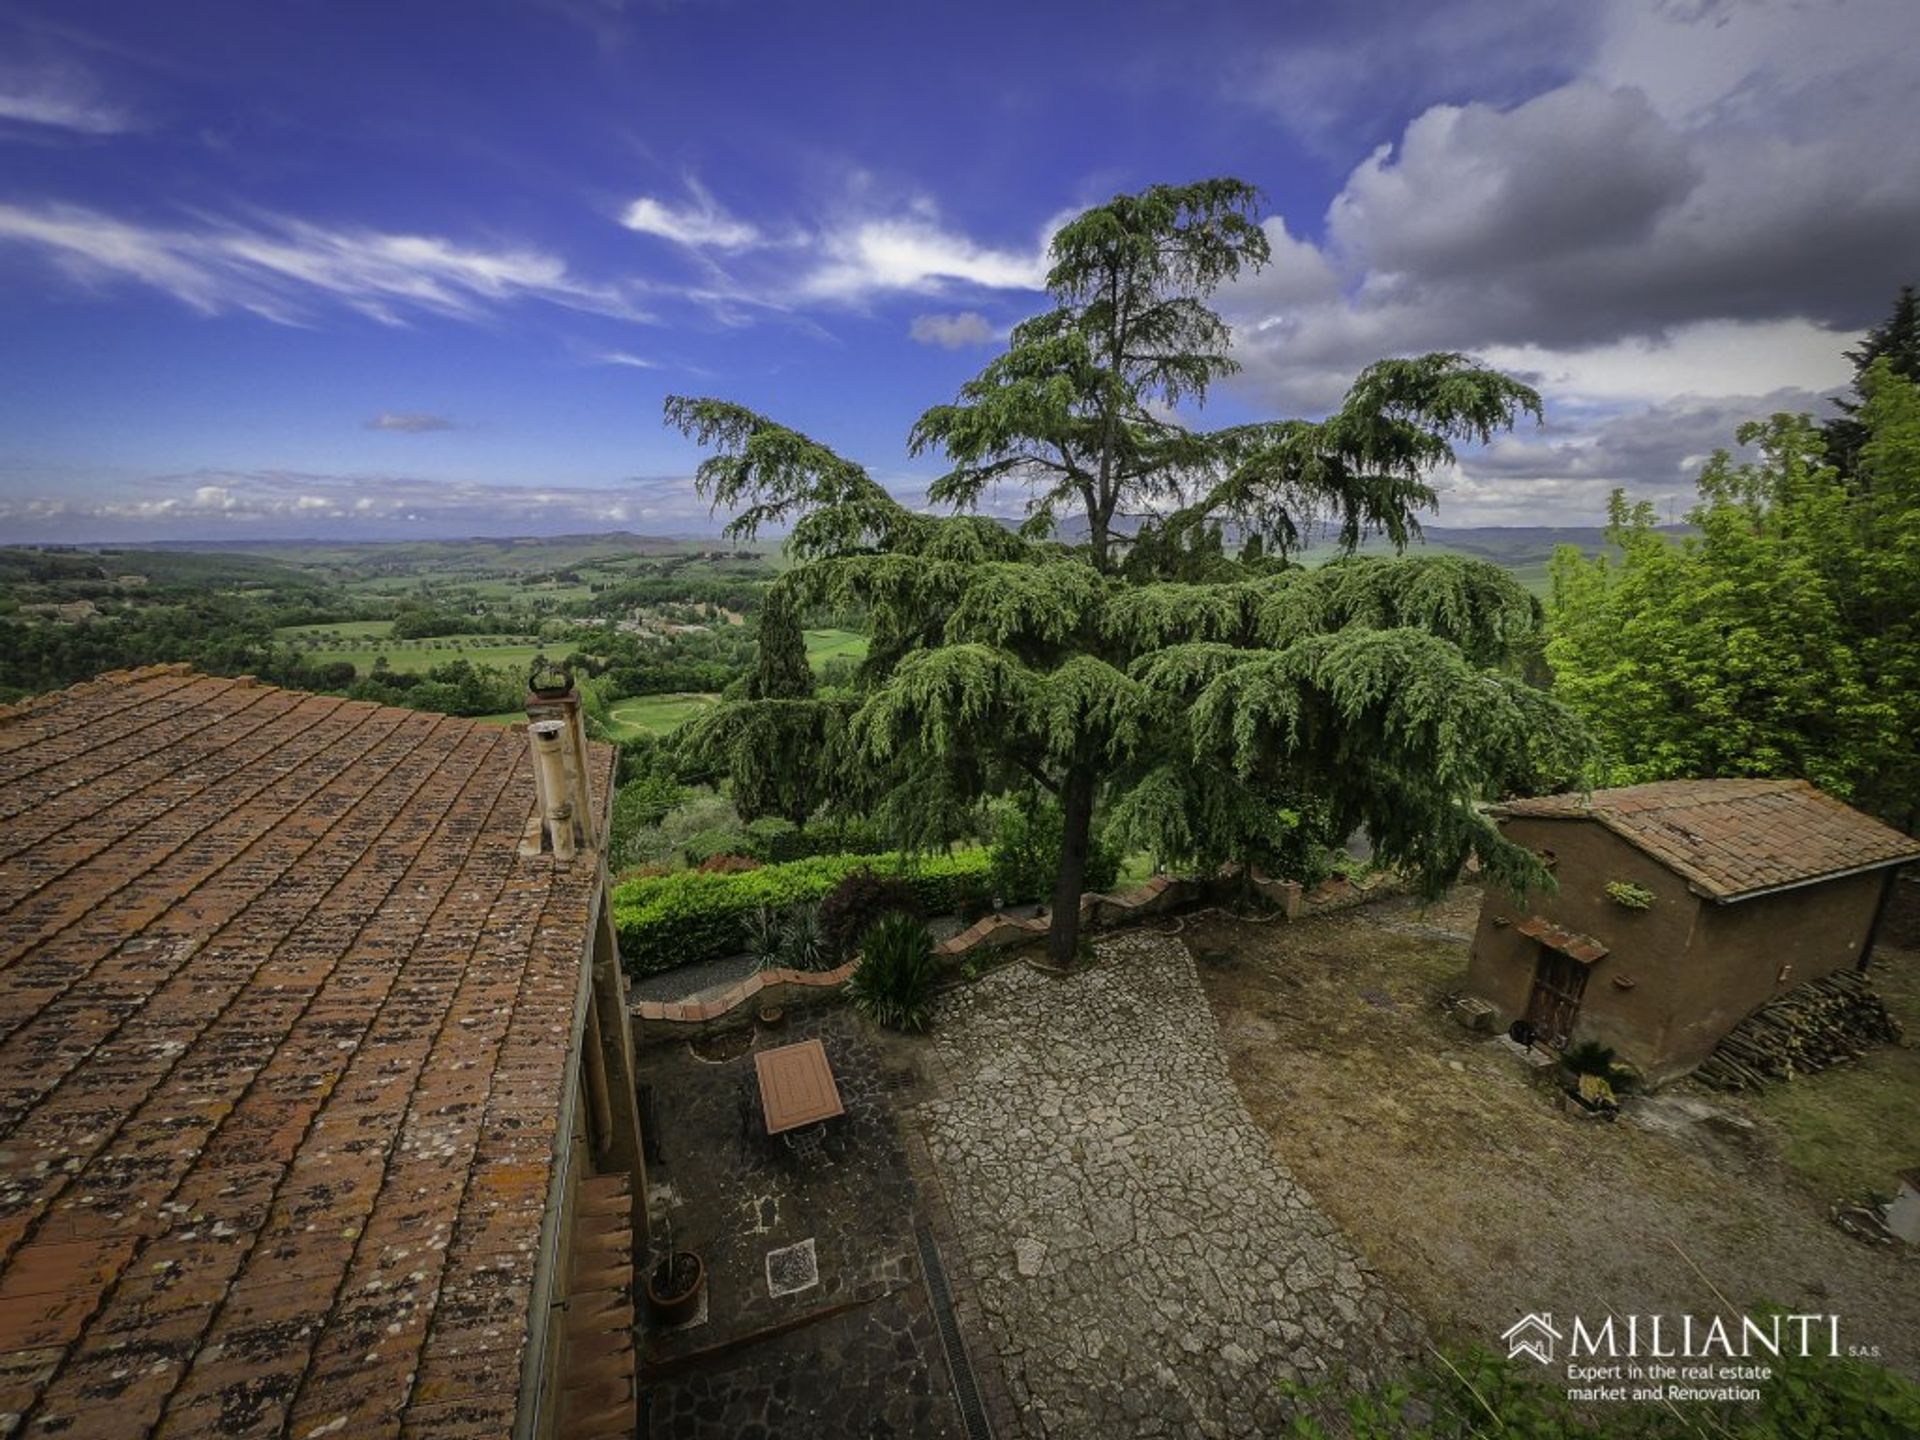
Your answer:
[527,656,574,698]
[644,1219,705,1326]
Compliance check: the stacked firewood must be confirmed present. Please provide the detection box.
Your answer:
[1694,969,1904,1091]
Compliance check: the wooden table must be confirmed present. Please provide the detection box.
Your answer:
[753,1038,846,1135]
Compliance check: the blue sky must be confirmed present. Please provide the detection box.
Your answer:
[0,0,1914,541]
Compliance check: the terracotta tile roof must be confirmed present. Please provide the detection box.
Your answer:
[0,665,613,1438]
[1494,778,1920,901]
[1513,915,1609,964]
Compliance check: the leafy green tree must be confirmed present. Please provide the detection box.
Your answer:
[666,179,1578,964]
[1550,363,1920,825]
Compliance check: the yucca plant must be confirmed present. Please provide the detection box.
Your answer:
[846,913,937,1032]
[744,904,784,969]
[776,904,831,972]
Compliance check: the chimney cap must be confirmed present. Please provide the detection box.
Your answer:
[528,718,566,740]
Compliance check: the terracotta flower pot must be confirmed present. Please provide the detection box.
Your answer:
[645,1251,705,1327]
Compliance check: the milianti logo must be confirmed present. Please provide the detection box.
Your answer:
[1506,1312,1842,1364]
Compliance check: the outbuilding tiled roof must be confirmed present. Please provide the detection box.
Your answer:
[1493,778,1920,901]
[0,665,611,1438]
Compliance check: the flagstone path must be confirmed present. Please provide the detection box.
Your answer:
[911,930,1425,1439]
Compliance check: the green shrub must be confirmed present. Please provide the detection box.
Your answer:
[988,798,1120,905]
[682,825,753,867]
[1605,878,1657,910]
[817,869,922,960]
[612,847,993,974]
[846,914,936,1032]
[749,816,886,864]
[607,774,679,873]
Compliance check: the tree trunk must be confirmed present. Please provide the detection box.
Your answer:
[1046,764,1097,966]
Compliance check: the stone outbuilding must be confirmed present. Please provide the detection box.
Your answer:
[1466,778,1920,1083]
[0,666,644,1439]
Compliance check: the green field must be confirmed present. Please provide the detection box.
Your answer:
[805,628,867,667]
[276,620,398,641]
[474,690,719,738]
[606,692,719,738]
[273,619,556,677]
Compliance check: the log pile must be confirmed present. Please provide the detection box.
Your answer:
[1694,969,1904,1091]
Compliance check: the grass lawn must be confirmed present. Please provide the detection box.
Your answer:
[274,619,397,641]
[289,639,548,675]
[1740,908,1920,1203]
[605,692,718,738]
[1190,887,1920,1373]
[804,627,867,668]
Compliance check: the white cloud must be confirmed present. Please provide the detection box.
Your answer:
[1326,83,1698,279]
[366,411,457,433]
[0,202,651,326]
[615,176,1056,311]
[595,350,660,369]
[908,310,997,348]
[0,469,720,540]
[798,213,1048,301]
[1478,319,1853,407]
[1213,0,1916,529]
[0,60,133,136]
[621,182,764,252]
[1590,0,1914,127]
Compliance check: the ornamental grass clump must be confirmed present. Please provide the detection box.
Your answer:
[846,913,937,1032]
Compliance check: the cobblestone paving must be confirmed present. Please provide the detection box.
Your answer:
[913,931,1426,1439]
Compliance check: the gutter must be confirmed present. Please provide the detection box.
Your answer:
[1693,855,1918,905]
[511,871,604,1440]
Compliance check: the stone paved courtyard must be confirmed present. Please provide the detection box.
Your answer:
[638,1009,969,1438]
[910,930,1426,1439]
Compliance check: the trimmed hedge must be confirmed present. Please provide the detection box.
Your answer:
[612,847,992,974]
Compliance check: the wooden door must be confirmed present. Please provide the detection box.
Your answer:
[1525,945,1588,1048]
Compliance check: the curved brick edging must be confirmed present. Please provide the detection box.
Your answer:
[632,959,857,1034]
[631,870,1311,1040]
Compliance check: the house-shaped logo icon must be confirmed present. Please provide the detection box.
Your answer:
[1503,1312,1563,1365]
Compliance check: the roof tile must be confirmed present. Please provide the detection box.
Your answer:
[1495,778,1920,899]
[0,668,612,1438]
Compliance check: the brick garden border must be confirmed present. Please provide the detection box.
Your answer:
[631,869,1312,1040]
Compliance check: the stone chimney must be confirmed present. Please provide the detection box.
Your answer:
[523,678,598,858]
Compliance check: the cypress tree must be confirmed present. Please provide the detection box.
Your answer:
[745,586,814,700]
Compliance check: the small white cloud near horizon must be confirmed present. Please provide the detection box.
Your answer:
[366,411,457,433]
[595,350,660,369]
[909,310,996,348]
[0,468,729,541]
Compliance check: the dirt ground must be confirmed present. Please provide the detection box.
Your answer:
[1187,885,1920,1380]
